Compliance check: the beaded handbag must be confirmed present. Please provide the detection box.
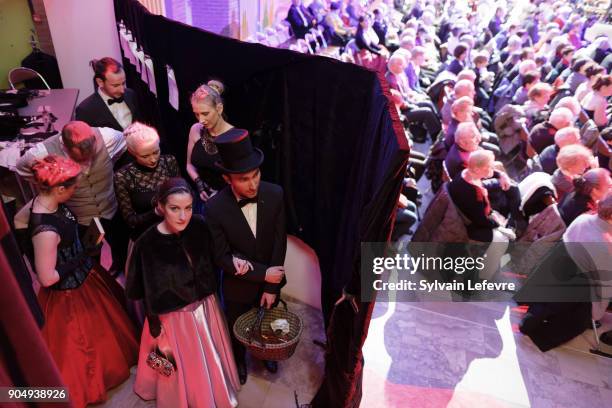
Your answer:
[146,347,175,377]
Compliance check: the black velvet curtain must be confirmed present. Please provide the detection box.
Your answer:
[114,1,409,406]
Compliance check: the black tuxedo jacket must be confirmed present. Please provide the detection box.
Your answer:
[286,4,314,39]
[75,88,140,131]
[444,144,466,180]
[206,181,287,304]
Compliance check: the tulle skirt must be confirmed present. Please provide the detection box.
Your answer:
[134,295,240,408]
[38,266,139,408]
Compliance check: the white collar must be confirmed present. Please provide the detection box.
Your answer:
[98,88,112,102]
[98,88,124,104]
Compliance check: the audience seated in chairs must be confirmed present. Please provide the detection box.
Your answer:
[355,15,389,72]
[441,79,476,127]
[551,144,596,203]
[564,193,612,355]
[559,168,612,225]
[308,0,327,24]
[286,0,316,40]
[445,122,482,179]
[512,70,541,105]
[565,58,592,94]
[386,54,441,142]
[444,96,497,154]
[529,107,574,154]
[537,127,581,175]
[580,74,612,129]
[447,150,515,280]
[523,82,554,122]
[446,43,469,76]
[324,2,354,47]
[574,63,605,102]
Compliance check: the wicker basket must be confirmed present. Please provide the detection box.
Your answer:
[233,299,303,361]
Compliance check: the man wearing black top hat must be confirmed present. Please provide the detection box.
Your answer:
[206,128,287,385]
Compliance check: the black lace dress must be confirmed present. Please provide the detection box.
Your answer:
[29,205,93,288]
[190,124,229,193]
[29,203,138,408]
[114,154,180,240]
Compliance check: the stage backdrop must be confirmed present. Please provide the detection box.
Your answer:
[114,1,409,406]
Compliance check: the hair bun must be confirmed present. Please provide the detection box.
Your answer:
[207,80,224,95]
[572,175,586,189]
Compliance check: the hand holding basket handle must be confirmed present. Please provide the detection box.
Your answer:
[248,299,289,344]
[234,299,302,361]
[261,292,276,309]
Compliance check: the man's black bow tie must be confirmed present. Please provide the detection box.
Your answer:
[238,197,258,208]
[107,96,124,106]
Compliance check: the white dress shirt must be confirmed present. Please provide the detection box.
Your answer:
[295,5,308,27]
[98,88,133,130]
[16,127,126,178]
[233,190,257,238]
[241,202,257,238]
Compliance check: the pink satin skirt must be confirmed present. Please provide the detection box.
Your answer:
[134,295,240,408]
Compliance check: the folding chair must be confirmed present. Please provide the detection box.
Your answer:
[8,67,51,90]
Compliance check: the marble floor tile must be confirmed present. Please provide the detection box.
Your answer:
[95,367,154,407]
[364,300,611,408]
[261,382,299,408]
[521,366,604,408]
[236,374,271,408]
[406,302,507,330]
[511,334,562,376]
[555,348,608,388]
[599,386,612,403]
[597,357,612,389]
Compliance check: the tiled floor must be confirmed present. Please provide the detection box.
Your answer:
[361,300,612,408]
[94,297,326,408]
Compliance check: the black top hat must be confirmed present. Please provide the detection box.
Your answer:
[214,128,264,174]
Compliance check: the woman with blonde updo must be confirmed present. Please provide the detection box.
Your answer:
[114,122,180,240]
[186,80,234,204]
[26,155,138,408]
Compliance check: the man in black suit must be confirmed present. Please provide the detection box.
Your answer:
[75,57,140,132]
[286,0,316,39]
[206,129,287,385]
[372,9,388,46]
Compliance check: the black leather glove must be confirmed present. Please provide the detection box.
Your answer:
[194,177,210,195]
[148,314,162,338]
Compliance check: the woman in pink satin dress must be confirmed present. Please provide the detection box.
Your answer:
[126,178,240,407]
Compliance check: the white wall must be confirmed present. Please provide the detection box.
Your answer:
[283,236,322,310]
[43,0,122,104]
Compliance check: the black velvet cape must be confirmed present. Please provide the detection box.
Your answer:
[126,215,218,315]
